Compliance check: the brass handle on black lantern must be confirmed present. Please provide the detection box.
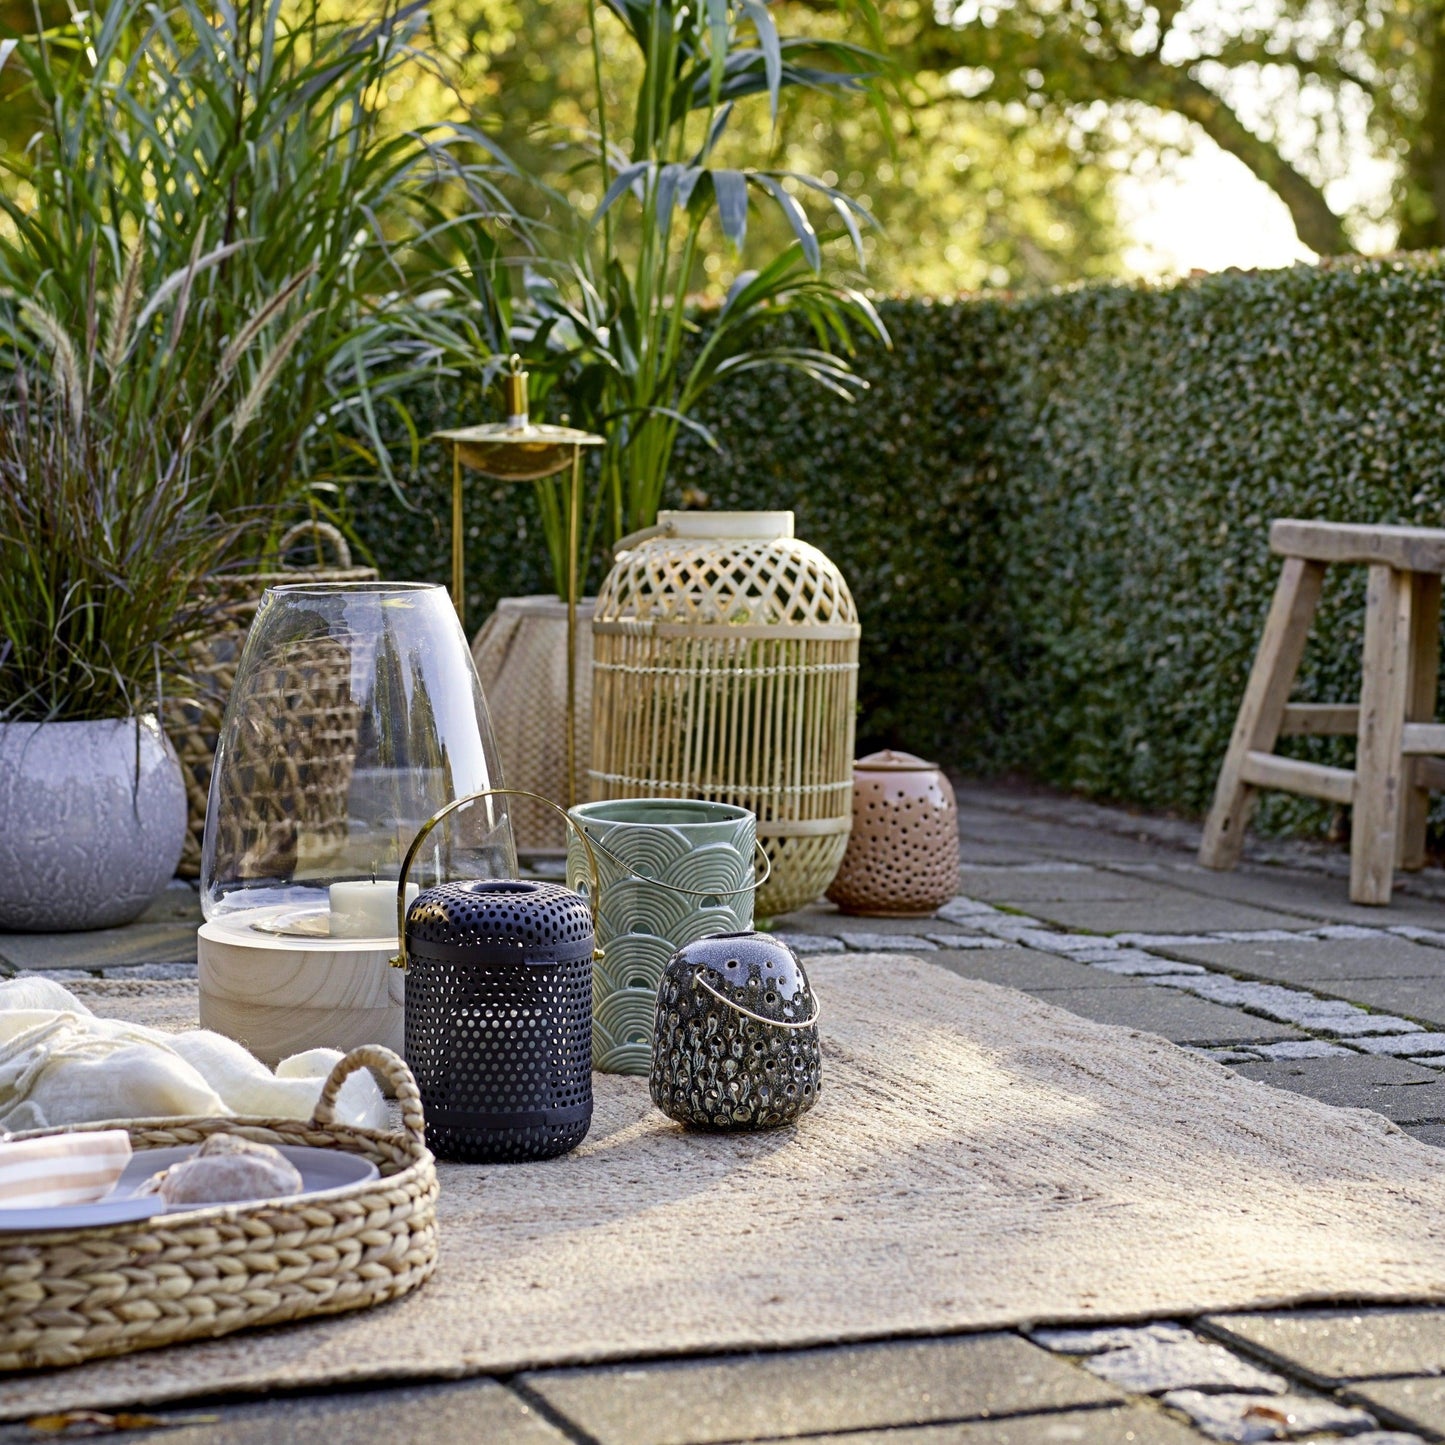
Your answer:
[391,789,605,972]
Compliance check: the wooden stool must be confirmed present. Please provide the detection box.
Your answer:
[1200,519,1445,904]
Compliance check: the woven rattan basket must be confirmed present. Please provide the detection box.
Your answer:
[167,522,377,877]
[0,1046,437,1372]
[590,511,860,917]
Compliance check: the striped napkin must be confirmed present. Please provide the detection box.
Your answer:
[0,1131,132,1209]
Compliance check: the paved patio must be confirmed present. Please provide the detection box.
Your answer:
[10,782,1445,1442]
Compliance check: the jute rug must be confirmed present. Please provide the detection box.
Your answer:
[7,952,1445,1418]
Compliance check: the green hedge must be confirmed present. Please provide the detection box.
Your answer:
[350,253,1445,832]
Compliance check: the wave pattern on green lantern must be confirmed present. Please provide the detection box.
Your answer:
[567,810,756,1075]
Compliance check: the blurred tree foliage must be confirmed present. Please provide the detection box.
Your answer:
[439,0,1122,291]
[916,0,1445,256]
[1,0,1121,291]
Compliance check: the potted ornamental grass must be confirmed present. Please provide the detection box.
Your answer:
[0,262,308,931]
[0,0,528,871]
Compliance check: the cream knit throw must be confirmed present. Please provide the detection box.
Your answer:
[0,978,384,1132]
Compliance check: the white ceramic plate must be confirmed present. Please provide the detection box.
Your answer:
[0,1144,380,1232]
[0,1194,165,1233]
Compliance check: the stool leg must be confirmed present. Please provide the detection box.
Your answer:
[1352,564,1414,904]
[1398,572,1442,872]
[1200,556,1326,870]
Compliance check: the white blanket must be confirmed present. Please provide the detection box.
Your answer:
[0,978,385,1133]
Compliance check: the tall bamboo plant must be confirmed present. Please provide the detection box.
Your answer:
[408,0,890,593]
[0,0,521,539]
[573,0,890,540]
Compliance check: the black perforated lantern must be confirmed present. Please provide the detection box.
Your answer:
[403,879,594,1162]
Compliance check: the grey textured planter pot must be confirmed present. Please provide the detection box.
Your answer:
[0,715,188,932]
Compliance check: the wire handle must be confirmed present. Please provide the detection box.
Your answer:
[392,789,605,972]
[692,971,820,1029]
[574,829,772,900]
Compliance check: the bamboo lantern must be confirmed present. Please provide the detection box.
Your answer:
[590,511,859,917]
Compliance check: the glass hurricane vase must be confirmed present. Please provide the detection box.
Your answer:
[198,581,515,1064]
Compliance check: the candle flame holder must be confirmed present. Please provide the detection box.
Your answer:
[434,356,604,811]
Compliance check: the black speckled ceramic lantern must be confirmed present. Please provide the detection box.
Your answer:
[650,931,820,1130]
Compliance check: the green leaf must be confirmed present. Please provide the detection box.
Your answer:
[713,169,749,250]
[751,175,820,270]
[738,0,782,122]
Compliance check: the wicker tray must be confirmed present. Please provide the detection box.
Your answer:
[0,1046,437,1372]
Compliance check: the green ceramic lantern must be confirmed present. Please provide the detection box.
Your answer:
[567,799,756,1074]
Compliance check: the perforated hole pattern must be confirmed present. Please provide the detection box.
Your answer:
[827,770,961,916]
[407,879,594,962]
[650,946,821,1131]
[405,881,594,1162]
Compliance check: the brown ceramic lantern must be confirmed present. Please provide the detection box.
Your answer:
[825,751,960,916]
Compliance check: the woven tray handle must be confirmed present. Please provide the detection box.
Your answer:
[278,519,353,571]
[313,1046,425,1148]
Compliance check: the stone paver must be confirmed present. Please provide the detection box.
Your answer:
[768,908,942,937]
[1086,951,1207,976]
[1153,977,1418,1035]
[955,840,1059,865]
[519,1336,1122,1445]
[0,920,199,975]
[931,947,1149,991]
[1252,1039,1354,1060]
[840,931,938,951]
[954,866,1167,903]
[1024,986,1307,1045]
[937,897,1003,922]
[1159,1389,1376,1441]
[1064,1333,1286,1395]
[1230,1056,1445,1124]
[0,1379,569,1445]
[1128,862,1445,931]
[1155,939,1445,985]
[1022,899,1322,937]
[0,881,202,978]
[1352,1032,1445,1056]
[1203,1307,1445,1385]
[925,933,1014,949]
[770,932,847,954]
[751,1404,1209,1444]
[1279,977,1445,1031]
[1033,1323,1196,1353]
[1153,977,1421,1036]
[1345,1379,1445,1438]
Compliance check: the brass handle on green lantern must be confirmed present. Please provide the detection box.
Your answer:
[579,833,772,899]
[391,788,605,972]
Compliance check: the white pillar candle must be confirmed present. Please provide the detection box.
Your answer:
[328,881,420,940]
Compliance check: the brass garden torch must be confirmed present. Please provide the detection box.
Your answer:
[434,357,603,808]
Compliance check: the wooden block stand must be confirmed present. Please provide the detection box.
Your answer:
[1200,520,1445,905]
